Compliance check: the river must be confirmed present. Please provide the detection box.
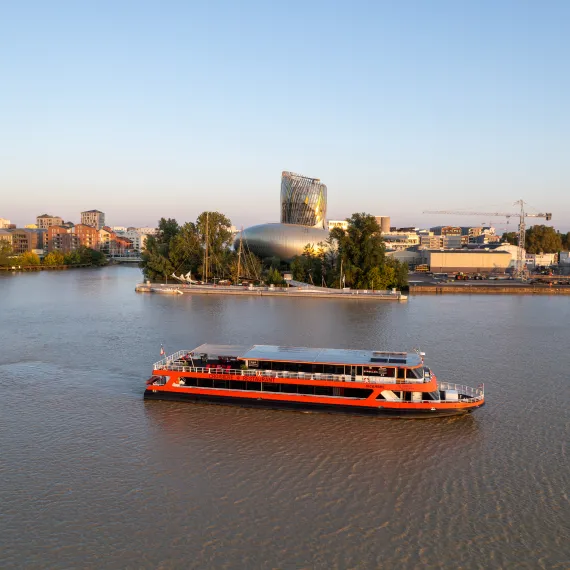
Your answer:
[0,266,568,569]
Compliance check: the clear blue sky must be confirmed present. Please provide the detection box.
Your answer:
[1,0,568,230]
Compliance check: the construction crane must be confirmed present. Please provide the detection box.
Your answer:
[423,200,552,278]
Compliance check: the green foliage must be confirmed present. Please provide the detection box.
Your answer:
[0,240,13,266]
[63,250,82,265]
[156,218,180,247]
[525,225,562,254]
[502,226,566,253]
[291,213,408,290]
[331,213,386,288]
[265,267,285,286]
[501,232,518,246]
[43,251,65,266]
[140,212,238,283]
[16,251,41,266]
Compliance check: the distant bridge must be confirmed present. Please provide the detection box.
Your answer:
[107,253,141,263]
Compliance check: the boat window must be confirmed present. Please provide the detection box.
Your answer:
[343,388,373,399]
[397,368,406,380]
[363,366,395,377]
[407,367,424,380]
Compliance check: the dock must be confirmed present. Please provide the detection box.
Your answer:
[135,282,408,301]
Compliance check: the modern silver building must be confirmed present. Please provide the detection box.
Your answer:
[280,171,327,228]
[238,171,330,262]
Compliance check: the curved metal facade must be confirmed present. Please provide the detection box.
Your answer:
[238,223,330,262]
[280,171,327,229]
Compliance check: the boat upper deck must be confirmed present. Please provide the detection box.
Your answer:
[190,343,424,368]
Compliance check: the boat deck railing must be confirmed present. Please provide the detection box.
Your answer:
[153,352,431,385]
[438,381,485,402]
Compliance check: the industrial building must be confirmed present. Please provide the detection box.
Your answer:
[423,250,512,274]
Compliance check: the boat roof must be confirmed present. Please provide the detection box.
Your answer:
[191,343,422,367]
[192,344,252,358]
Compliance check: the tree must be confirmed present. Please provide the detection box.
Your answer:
[64,250,82,265]
[76,247,107,266]
[561,232,570,250]
[525,225,562,254]
[330,213,386,289]
[156,218,180,248]
[290,212,410,290]
[140,212,243,283]
[501,232,518,246]
[16,251,40,266]
[0,241,13,266]
[265,267,285,286]
[166,222,203,276]
[290,244,325,284]
[43,251,65,266]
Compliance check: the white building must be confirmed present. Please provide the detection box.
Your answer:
[525,252,558,268]
[495,243,525,268]
[135,227,157,235]
[383,231,420,251]
[114,229,148,252]
[419,234,462,250]
[327,220,348,231]
[0,218,11,228]
[559,252,570,265]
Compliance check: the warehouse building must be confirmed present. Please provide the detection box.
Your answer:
[424,250,512,274]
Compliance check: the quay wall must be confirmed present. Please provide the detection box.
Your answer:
[410,285,570,295]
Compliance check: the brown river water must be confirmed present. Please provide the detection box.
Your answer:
[0,266,568,569]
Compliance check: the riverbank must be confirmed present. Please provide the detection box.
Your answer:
[0,264,94,271]
[135,282,408,301]
[410,284,570,295]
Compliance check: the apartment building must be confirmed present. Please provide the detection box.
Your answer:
[74,224,100,249]
[47,226,77,253]
[115,229,147,252]
[81,210,105,230]
[36,214,63,229]
[7,229,46,254]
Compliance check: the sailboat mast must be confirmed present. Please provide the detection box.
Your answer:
[204,212,209,283]
[237,226,243,284]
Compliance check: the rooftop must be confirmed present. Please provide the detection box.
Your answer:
[191,343,423,367]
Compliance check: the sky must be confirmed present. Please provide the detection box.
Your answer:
[1,0,569,231]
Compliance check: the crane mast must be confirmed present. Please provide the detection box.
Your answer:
[423,201,552,279]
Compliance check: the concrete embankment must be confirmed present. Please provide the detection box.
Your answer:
[135,283,408,301]
[410,284,570,295]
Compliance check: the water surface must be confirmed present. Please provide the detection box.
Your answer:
[0,267,568,568]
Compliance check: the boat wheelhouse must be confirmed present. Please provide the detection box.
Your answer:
[145,344,484,417]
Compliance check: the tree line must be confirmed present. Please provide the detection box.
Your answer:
[140,212,408,290]
[501,226,570,254]
[140,213,262,284]
[0,242,107,268]
[290,213,408,290]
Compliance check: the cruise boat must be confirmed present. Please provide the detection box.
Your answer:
[145,344,485,417]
